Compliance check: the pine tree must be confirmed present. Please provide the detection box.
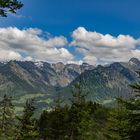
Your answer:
[38,96,69,140]
[127,71,140,140]
[104,69,140,140]
[16,99,39,140]
[0,94,15,139]
[104,104,130,140]
[68,82,98,140]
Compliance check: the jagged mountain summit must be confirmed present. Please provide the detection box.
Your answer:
[129,57,140,66]
[0,60,94,96]
[0,58,140,110]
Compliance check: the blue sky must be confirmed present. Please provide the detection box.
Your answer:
[0,0,140,65]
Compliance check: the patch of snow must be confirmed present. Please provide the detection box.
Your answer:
[34,61,44,68]
[129,60,137,66]
[0,61,8,65]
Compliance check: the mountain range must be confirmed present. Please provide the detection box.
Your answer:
[63,58,139,103]
[0,58,140,111]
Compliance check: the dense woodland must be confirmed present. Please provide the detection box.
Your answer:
[0,76,140,140]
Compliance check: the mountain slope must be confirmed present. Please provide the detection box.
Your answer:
[0,61,94,99]
[62,58,140,102]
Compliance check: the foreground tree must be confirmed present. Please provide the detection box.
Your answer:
[38,106,69,140]
[67,83,106,140]
[104,100,130,140]
[0,95,15,139]
[104,71,140,140]
[127,71,140,139]
[0,0,23,17]
[16,99,39,140]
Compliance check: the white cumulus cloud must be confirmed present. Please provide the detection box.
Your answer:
[0,27,74,63]
[0,26,140,65]
[0,50,22,61]
[70,27,140,64]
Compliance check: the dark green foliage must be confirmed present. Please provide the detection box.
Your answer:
[0,0,23,17]
[104,70,140,140]
[38,101,106,140]
[0,95,15,139]
[126,71,140,140]
[68,83,96,140]
[38,106,69,140]
[104,101,130,140]
[68,102,98,140]
[38,83,108,140]
[15,99,39,140]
